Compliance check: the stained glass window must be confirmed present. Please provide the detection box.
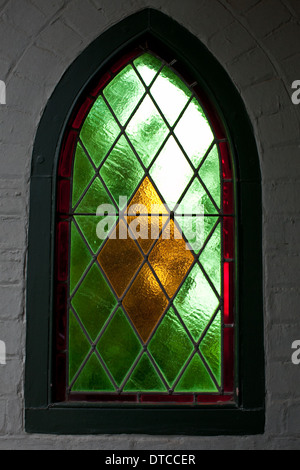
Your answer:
[54,48,235,405]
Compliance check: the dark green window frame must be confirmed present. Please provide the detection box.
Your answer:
[25,8,265,435]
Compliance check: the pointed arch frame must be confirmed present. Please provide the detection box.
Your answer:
[25,8,264,435]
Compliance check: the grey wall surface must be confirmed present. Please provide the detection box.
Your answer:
[0,0,300,450]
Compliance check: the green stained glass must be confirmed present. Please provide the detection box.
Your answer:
[69,310,91,384]
[199,223,221,293]
[148,308,193,386]
[175,216,219,255]
[150,66,192,126]
[72,263,117,341]
[174,264,219,342]
[72,353,114,392]
[176,177,218,215]
[67,52,227,399]
[100,135,144,208]
[133,53,162,86]
[72,143,95,207]
[97,308,142,386]
[75,177,113,214]
[104,65,145,126]
[124,354,166,392]
[199,145,221,209]
[200,312,222,385]
[175,354,218,393]
[70,223,91,294]
[74,215,110,254]
[80,96,120,167]
[150,136,193,210]
[174,98,214,169]
[126,95,169,168]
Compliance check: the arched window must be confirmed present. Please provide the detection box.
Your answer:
[55,49,234,404]
[25,9,264,435]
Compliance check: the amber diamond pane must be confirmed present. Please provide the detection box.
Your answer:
[97,219,143,298]
[126,177,169,254]
[148,220,194,298]
[123,264,168,343]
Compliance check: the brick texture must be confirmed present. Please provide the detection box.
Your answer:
[0,0,299,450]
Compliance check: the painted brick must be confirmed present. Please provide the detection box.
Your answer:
[264,22,300,62]
[208,21,256,64]
[36,19,83,59]
[0,217,26,249]
[0,285,23,320]
[62,0,106,39]
[226,46,275,89]
[223,0,261,13]
[267,288,300,324]
[0,0,298,449]
[242,78,290,118]
[286,403,300,434]
[245,0,291,38]
[261,144,300,180]
[265,252,300,288]
[2,0,46,37]
[0,357,23,397]
[264,180,300,215]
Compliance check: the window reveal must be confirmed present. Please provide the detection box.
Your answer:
[55,49,235,404]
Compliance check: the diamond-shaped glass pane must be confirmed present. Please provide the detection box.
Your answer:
[103,65,145,126]
[126,95,169,168]
[176,177,218,216]
[97,219,143,298]
[80,96,120,167]
[199,144,221,209]
[175,215,219,255]
[133,53,162,86]
[150,66,192,126]
[124,353,166,392]
[68,310,91,385]
[70,222,92,295]
[174,353,218,393]
[148,220,194,298]
[148,308,193,386]
[150,136,193,210]
[72,143,95,207]
[199,312,222,386]
[72,353,115,392]
[74,177,114,215]
[72,263,117,341]
[174,263,219,342]
[97,308,142,386]
[123,264,168,343]
[100,135,144,208]
[174,98,214,169]
[125,177,169,254]
[199,223,221,293]
[75,215,110,254]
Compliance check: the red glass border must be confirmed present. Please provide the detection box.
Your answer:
[56,221,69,282]
[140,394,194,404]
[53,48,236,404]
[223,182,234,215]
[224,262,234,325]
[71,97,95,130]
[223,327,234,392]
[219,141,233,179]
[57,179,71,214]
[58,130,78,178]
[223,217,234,259]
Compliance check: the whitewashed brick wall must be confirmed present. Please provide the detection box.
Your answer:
[0,0,299,449]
